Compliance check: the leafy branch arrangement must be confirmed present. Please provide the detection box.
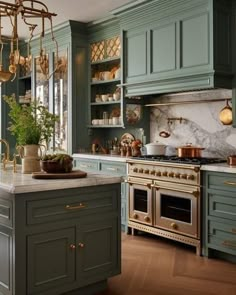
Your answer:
[3,95,59,146]
[41,153,73,173]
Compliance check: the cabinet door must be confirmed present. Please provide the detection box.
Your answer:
[0,228,13,295]
[124,29,148,83]
[27,227,76,294]
[76,217,121,287]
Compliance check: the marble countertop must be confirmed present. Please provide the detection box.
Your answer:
[0,168,122,194]
[201,163,236,173]
[72,153,130,163]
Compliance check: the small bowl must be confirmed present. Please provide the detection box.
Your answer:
[113,93,120,101]
[101,94,108,102]
[108,96,113,102]
[41,160,73,173]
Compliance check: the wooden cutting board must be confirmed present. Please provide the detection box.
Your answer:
[32,170,87,179]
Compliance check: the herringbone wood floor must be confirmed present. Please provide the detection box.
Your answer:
[97,232,236,295]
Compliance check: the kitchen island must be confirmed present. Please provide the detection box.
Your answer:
[0,168,121,295]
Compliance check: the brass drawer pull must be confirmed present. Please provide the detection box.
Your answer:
[222,241,236,248]
[106,167,117,171]
[152,185,199,197]
[65,203,86,210]
[80,164,92,168]
[125,180,152,189]
[224,181,236,186]
[69,244,76,250]
[78,242,85,248]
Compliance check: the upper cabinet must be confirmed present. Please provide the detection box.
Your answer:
[113,0,235,96]
[30,21,89,153]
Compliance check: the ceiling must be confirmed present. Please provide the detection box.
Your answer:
[2,0,135,38]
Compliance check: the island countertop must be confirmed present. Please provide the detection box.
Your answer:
[0,168,122,194]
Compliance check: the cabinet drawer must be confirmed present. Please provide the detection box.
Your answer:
[26,189,118,225]
[208,220,236,256]
[207,173,236,192]
[0,198,13,228]
[208,193,236,221]
[100,162,126,175]
[75,159,99,172]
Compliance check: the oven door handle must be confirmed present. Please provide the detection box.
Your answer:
[152,184,199,197]
[125,180,152,189]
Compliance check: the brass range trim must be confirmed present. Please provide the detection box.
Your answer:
[127,159,200,172]
[128,221,201,256]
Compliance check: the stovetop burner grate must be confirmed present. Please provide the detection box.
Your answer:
[132,155,226,165]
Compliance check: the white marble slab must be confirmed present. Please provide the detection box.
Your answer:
[73,153,129,162]
[0,168,122,194]
[201,163,236,173]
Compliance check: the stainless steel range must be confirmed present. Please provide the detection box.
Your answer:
[126,155,225,255]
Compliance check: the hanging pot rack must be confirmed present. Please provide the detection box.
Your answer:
[145,98,232,107]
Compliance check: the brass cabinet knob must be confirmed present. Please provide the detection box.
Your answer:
[78,242,85,248]
[70,244,76,250]
[171,222,178,230]
[133,213,138,219]
[144,216,150,222]
[133,167,138,173]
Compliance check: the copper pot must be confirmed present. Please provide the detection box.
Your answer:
[176,144,205,158]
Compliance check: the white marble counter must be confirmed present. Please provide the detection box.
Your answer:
[73,153,130,163]
[201,163,236,173]
[0,168,122,194]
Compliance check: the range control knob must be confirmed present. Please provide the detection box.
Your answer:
[171,222,178,230]
[180,174,187,179]
[156,171,161,176]
[162,171,168,177]
[144,169,150,174]
[187,174,195,180]
[133,167,138,173]
[168,172,174,177]
[174,173,180,178]
[133,213,138,219]
[138,168,144,173]
[150,170,156,175]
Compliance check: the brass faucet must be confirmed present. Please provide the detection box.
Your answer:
[0,139,17,172]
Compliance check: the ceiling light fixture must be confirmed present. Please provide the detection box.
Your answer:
[0,0,57,82]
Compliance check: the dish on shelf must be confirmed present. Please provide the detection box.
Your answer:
[111,107,120,118]
[120,133,135,146]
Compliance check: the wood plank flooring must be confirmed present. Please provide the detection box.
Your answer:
[97,232,236,295]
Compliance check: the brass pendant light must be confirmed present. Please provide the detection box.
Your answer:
[219,100,232,125]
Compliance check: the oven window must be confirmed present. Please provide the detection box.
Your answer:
[134,189,148,212]
[161,194,191,223]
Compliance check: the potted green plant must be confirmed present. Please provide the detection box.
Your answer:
[3,94,59,173]
[41,153,73,173]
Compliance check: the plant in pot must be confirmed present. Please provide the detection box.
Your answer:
[3,94,59,173]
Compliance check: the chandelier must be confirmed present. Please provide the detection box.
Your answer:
[0,0,58,82]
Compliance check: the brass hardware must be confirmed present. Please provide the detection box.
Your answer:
[171,222,178,230]
[174,173,180,178]
[194,167,200,173]
[70,244,76,250]
[222,241,236,248]
[232,228,236,234]
[168,172,174,177]
[0,139,18,172]
[180,174,187,179]
[133,168,138,173]
[106,167,117,171]
[156,171,161,176]
[144,169,149,174]
[138,168,144,173]
[133,213,138,219]
[65,203,86,210]
[224,181,236,186]
[150,170,155,175]
[162,171,168,176]
[187,174,195,180]
[152,185,199,197]
[78,242,85,248]
[144,216,150,222]
[126,180,152,188]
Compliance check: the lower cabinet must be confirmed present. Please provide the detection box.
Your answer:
[74,157,128,232]
[0,183,121,295]
[202,171,236,262]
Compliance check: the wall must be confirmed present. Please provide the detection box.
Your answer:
[150,89,236,158]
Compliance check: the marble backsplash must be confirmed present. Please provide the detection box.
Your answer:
[150,89,236,158]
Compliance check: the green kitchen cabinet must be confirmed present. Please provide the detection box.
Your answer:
[29,20,89,154]
[202,171,236,263]
[114,0,235,96]
[74,156,128,232]
[0,183,121,295]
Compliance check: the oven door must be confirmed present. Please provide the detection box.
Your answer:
[153,180,200,238]
[127,177,153,225]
